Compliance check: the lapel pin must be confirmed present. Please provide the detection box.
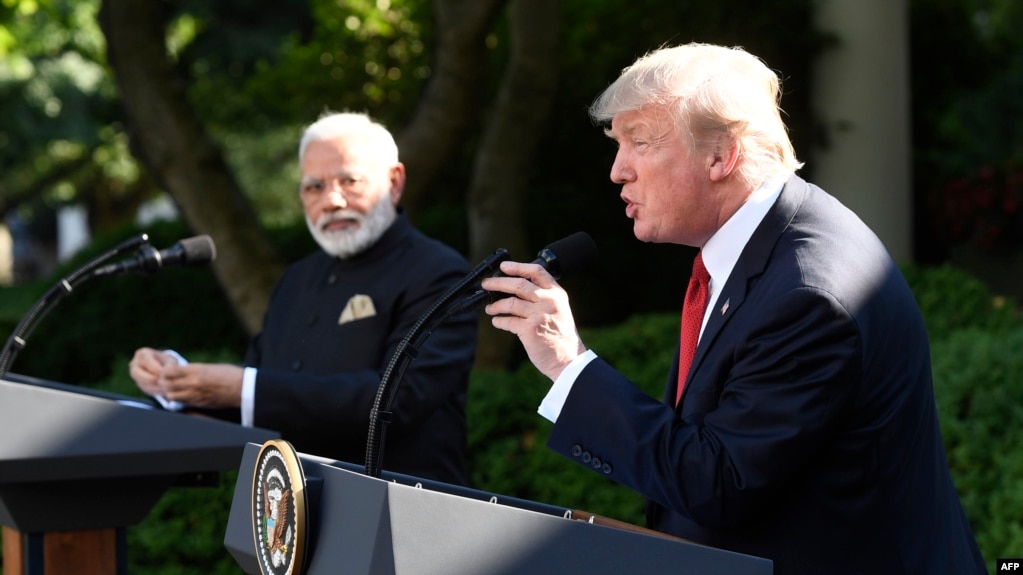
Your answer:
[720,298,730,315]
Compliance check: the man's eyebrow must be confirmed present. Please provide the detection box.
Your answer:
[605,122,642,140]
[300,170,356,183]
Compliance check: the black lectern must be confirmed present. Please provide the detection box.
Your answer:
[0,375,279,575]
[225,442,773,575]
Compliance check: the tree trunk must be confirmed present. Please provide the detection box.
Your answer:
[397,0,508,217]
[99,0,284,336]
[467,0,561,370]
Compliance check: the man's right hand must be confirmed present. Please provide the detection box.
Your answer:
[129,347,179,398]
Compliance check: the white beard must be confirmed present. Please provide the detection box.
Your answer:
[306,196,397,259]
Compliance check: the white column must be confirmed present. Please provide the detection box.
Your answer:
[57,204,91,262]
[811,0,912,262]
[0,224,13,286]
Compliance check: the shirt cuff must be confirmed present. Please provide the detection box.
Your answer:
[538,349,598,423]
[241,367,257,428]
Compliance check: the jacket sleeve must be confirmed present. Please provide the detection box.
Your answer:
[547,286,860,528]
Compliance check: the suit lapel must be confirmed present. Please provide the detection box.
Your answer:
[675,175,810,407]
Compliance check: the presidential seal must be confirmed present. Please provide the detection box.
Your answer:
[252,440,308,575]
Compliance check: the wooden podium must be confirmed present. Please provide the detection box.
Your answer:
[0,374,279,575]
[225,442,774,575]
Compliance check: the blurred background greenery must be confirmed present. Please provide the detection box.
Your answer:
[1,0,1022,573]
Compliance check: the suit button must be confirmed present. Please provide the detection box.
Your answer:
[291,360,302,371]
[591,457,602,469]
[602,463,612,474]
[327,273,338,285]
[581,452,592,464]
[571,445,583,457]
[307,314,317,326]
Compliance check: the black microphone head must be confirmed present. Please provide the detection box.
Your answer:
[173,235,217,267]
[536,231,598,279]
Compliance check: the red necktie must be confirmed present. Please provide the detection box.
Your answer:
[676,252,710,406]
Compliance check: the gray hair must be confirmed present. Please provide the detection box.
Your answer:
[589,43,802,188]
[298,111,399,166]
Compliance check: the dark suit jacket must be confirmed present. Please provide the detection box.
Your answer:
[548,176,985,574]
[245,213,477,485]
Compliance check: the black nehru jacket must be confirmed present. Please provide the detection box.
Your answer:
[246,211,477,485]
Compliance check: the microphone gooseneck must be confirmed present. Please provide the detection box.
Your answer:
[364,232,599,479]
[364,247,510,478]
[445,231,599,317]
[92,235,217,277]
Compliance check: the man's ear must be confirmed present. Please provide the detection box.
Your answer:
[388,163,406,204]
[708,137,740,182]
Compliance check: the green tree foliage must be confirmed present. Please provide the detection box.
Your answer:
[170,0,436,227]
[0,0,437,240]
[181,0,431,128]
[0,0,141,235]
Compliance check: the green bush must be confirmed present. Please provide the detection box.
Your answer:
[902,262,1020,340]
[466,313,679,525]
[1,220,249,385]
[932,327,1023,565]
[0,219,317,386]
[127,472,244,575]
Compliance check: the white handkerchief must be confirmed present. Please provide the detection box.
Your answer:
[339,294,377,324]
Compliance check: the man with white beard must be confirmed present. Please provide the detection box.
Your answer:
[128,112,478,485]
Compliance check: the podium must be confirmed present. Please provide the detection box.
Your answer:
[225,442,773,575]
[0,374,279,575]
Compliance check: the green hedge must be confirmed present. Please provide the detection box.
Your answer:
[0,220,316,385]
[466,313,679,525]
[1,262,1020,573]
[932,328,1023,562]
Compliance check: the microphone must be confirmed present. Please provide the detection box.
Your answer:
[450,231,599,314]
[92,235,217,277]
[518,231,599,280]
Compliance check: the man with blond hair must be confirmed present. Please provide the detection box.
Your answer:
[484,44,985,574]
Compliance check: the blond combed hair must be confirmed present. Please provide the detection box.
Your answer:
[590,43,803,188]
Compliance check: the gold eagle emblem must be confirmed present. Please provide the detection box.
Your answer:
[263,482,291,555]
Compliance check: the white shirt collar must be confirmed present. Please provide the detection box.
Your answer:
[697,179,785,330]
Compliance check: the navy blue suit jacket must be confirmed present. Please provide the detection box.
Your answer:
[548,176,985,574]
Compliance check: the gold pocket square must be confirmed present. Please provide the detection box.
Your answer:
[338,294,377,324]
